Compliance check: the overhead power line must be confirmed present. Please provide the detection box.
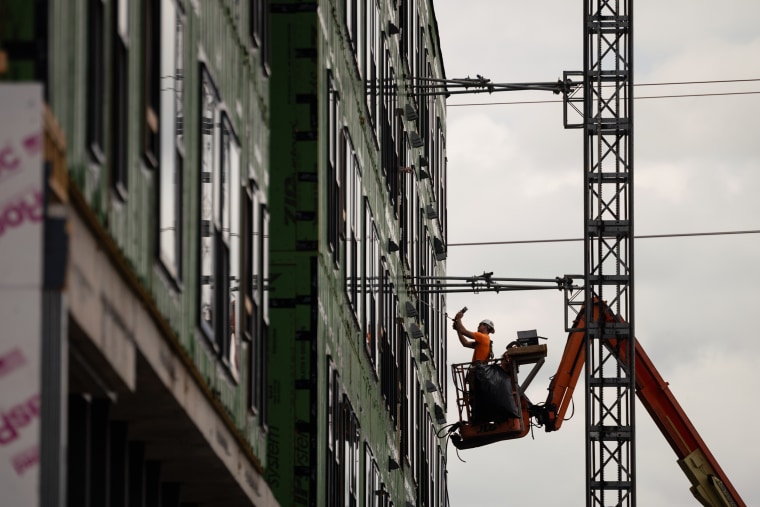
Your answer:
[447,78,760,107]
[635,78,760,87]
[449,91,760,107]
[448,229,760,247]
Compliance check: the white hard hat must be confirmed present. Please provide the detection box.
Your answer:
[480,319,495,333]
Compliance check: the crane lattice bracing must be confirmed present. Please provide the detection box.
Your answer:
[565,1,636,505]
[569,1,637,505]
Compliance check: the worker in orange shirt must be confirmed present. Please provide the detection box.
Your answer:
[453,309,494,363]
[453,309,496,423]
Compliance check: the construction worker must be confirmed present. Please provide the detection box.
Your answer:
[453,311,496,423]
[453,310,494,363]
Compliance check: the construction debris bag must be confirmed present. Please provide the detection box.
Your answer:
[470,363,520,423]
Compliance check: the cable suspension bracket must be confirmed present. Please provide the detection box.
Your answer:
[404,74,581,97]
[406,272,579,294]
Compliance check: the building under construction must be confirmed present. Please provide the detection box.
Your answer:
[267,0,449,505]
[0,0,450,506]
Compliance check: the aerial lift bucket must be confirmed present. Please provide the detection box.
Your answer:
[449,338,547,450]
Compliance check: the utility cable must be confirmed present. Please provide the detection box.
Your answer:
[448,90,760,107]
[447,79,760,107]
[448,229,760,247]
[635,78,760,87]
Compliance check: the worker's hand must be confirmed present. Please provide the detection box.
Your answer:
[452,312,462,330]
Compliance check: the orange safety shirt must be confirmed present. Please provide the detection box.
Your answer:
[471,331,491,362]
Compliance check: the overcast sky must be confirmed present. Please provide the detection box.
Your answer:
[434,1,760,506]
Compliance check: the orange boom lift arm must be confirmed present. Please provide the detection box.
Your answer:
[534,299,745,507]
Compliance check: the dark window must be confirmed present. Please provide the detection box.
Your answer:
[246,186,260,411]
[259,204,270,424]
[399,0,408,64]
[363,201,379,369]
[399,147,414,266]
[397,130,412,263]
[401,340,411,464]
[339,129,348,241]
[381,287,399,425]
[407,358,418,478]
[342,395,359,507]
[343,0,360,63]
[420,226,429,335]
[246,185,269,422]
[142,0,160,168]
[260,319,269,426]
[381,54,399,215]
[419,413,430,506]
[400,0,416,73]
[439,292,447,400]
[326,360,343,506]
[214,233,231,359]
[249,0,270,72]
[326,383,361,507]
[327,73,341,265]
[86,0,106,163]
[343,131,362,323]
[439,447,448,507]
[262,203,270,324]
[364,443,380,507]
[365,0,380,134]
[417,28,426,107]
[436,118,445,233]
[111,0,129,197]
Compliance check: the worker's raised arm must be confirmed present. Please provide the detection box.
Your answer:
[453,310,476,340]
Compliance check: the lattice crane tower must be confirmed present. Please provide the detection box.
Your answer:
[564,0,636,505]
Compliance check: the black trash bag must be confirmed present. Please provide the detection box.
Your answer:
[469,363,520,424]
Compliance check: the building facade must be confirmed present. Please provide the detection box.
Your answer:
[0,0,450,505]
[2,0,275,505]
[266,0,450,505]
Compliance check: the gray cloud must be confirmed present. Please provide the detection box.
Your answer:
[436,0,760,505]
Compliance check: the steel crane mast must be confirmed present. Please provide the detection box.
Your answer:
[564,1,636,505]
